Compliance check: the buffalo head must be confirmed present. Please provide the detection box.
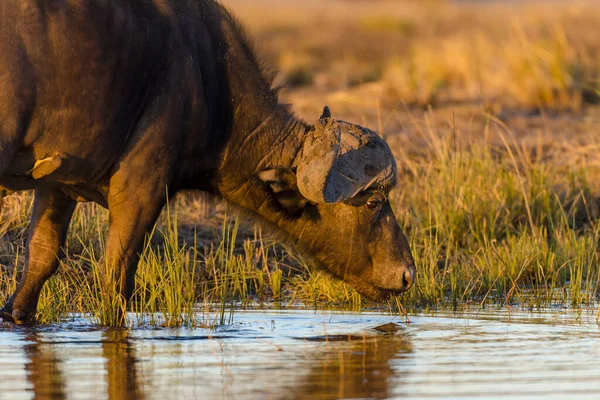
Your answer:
[256,107,416,301]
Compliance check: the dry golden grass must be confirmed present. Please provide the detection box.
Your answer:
[2,110,600,324]
[225,0,600,112]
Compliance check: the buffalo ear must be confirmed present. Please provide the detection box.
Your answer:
[257,168,309,214]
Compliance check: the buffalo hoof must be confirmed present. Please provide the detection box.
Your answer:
[0,308,16,323]
[0,307,33,325]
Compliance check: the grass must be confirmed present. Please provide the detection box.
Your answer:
[227,0,600,110]
[381,20,599,110]
[394,114,600,312]
[1,111,599,326]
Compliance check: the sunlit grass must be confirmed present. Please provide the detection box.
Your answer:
[2,111,599,327]
[228,0,600,110]
[394,115,600,312]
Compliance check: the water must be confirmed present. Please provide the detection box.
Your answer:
[1,309,599,399]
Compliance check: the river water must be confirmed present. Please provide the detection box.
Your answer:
[1,309,599,399]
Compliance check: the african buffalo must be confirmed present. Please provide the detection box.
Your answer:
[0,0,416,324]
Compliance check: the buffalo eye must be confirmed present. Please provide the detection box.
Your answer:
[365,194,385,210]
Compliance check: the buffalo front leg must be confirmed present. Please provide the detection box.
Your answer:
[101,179,167,326]
[1,189,76,324]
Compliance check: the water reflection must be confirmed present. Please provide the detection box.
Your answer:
[23,333,66,399]
[18,327,410,399]
[6,310,599,399]
[102,329,144,400]
[290,335,412,400]
[19,329,144,399]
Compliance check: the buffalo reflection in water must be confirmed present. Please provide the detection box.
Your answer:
[287,334,412,400]
[22,329,143,400]
[23,332,66,399]
[19,329,410,399]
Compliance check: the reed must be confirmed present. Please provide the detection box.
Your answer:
[2,111,599,326]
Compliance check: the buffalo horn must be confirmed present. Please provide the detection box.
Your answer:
[320,105,332,120]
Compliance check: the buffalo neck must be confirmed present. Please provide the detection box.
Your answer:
[199,4,311,205]
[223,106,309,169]
[216,106,310,206]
